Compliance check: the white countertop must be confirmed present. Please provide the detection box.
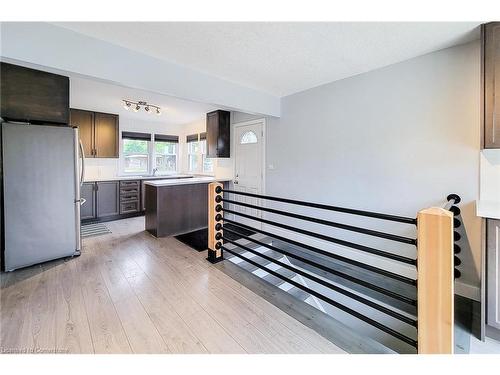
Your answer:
[476,200,500,220]
[83,174,195,183]
[144,176,229,187]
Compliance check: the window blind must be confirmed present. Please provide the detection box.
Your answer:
[155,134,179,143]
[121,131,151,141]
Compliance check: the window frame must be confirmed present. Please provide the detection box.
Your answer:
[120,132,180,176]
[187,134,201,173]
[120,132,152,176]
[154,139,179,175]
[186,133,214,175]
[200,138,214,174]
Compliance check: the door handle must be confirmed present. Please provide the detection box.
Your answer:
[79,140,85,187]
[75,198,86,205]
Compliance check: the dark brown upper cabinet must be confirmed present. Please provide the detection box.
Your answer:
[206,110,230,158]
[70,108,119,158]
[482,22,500,149]
[1,62,69,125]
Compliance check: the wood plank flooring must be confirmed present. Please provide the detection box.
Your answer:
[0,217,344,354]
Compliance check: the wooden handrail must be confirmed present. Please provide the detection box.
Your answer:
[417,207,454,354]
[208,182,224,263]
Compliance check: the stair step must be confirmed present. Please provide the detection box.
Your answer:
[262,268,297,287]
[217,259,396,354]
[230,247,285,272]
[287,286,311,302]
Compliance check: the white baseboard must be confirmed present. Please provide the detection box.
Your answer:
[455,280,481,301]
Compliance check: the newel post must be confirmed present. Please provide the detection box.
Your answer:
[417,207,454,354]
[207,182,224,263]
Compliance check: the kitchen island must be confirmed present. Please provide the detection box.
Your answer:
[144,177,229,238]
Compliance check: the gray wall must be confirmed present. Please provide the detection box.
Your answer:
[266,41,482,295]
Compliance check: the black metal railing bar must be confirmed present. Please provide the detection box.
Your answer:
[221,235,417,326]
[219,210,417,285]
[220,197,417,245]
[221,244,418,348]
[221,223,417,306]
[221,216,416,266]
[218,187,417,225]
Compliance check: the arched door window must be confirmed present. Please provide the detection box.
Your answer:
[240,131,258,144]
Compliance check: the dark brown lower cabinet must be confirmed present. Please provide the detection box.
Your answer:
[120,180,140,214]
[81,182,96,220]
[96,181,120,218]
[81,180,144,223]
[487,219,500,337]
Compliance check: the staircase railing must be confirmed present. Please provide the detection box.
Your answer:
[207,182,457,354]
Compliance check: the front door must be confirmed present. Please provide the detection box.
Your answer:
[233,120,264,229]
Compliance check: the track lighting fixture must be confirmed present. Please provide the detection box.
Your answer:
[122,100,162,116]
[123,101,131,110]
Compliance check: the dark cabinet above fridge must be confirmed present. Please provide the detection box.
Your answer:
[0,62,69,125]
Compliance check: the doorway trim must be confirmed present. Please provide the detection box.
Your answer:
[232,118,266,196]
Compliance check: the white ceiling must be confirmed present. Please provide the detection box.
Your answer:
[54,22,481,97]
[70,75,217,125]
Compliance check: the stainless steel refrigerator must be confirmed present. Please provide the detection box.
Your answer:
[1,122,84,271]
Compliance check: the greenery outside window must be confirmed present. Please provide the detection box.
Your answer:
[122,132,151,174]
[155,141,177,173]
[187,134,200,173]
[200,134,214,173]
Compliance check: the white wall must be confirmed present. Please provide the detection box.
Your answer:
[266,41,482,295]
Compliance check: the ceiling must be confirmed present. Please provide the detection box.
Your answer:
[54,22,481,97]
[70,75,217,125]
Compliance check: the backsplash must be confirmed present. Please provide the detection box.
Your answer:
[83,157,233,181]
[84,158,120,181]
[480,149,500,202]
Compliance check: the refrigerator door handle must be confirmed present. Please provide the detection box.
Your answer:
[79,140,85,187]
[74,128,82,256]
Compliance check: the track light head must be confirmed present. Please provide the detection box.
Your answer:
[123,100,161,116]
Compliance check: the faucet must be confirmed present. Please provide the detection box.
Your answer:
[152,168,158,176]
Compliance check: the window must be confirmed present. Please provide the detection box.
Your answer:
[187,133,214,174]
[121,132,179,175]
[187,134,200,173]
[155,142,177,173]
[122,132,151,174]
[240,130,258,144]
[154,135,178,173]
[200,133,213,173]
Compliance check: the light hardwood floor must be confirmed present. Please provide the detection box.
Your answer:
[0,217,344,354]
